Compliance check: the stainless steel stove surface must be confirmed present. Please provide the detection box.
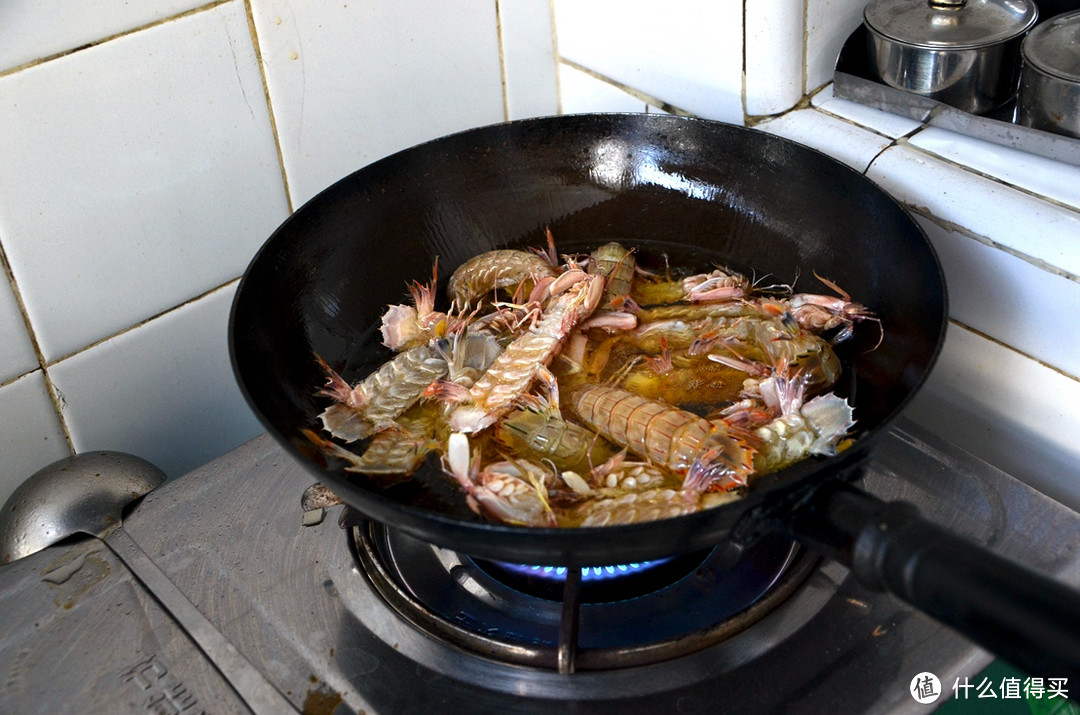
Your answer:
[3,419,1080,714]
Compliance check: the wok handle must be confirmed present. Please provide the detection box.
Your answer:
[788,481,1080,683]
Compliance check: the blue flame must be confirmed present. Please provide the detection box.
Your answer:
[499,559,671,582]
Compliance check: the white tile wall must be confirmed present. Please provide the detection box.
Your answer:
[866,145,1080,278]
[910,214,1080,380]
[905,324,1080,512]
[0,0,558,506]
[745,0,805,116]
[552,0,744,123]
[805,0,867,92]
[0,0,288,363]
[0,265,36,385]
[48,282,261,479]
[498,0,559,120]
[250,0,509,208]
[0,0,209,73]
[0,372,70,501]
[1,0,1078,514]
[757,107,892,173]
[907,128,1080,211]
[558,64,649,115]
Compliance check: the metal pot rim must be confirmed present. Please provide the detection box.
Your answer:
[1021,10,1080,83]
[864,0,1038,51]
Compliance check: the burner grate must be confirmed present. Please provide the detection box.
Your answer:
[351,520,818,672]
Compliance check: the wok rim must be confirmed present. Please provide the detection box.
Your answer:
[228,113,948,565]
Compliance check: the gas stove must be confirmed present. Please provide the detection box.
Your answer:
[3,419,1079,713]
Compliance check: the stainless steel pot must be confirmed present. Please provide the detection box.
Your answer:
[1018,10,1080,139]
[864,0,1039,115]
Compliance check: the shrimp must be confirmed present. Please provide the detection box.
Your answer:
[568,383,755,492]
[583,314,743,379]
[302,402,442,479]
[682,267,749,303]
[702,317,842,395]
[588,456,672,492]
[440,332,504,388]
[750,393,855,473]
[570,487,740,526]
[316,342,448,442]
[444,433,556,526]
[785,274,880,345]
[380,259,454,351]
[632,301,762,324]
[629,266,748,306]
[447,249,559,308]
[494,400,617,473]
[590,243,635,303]
[436,272,605,433]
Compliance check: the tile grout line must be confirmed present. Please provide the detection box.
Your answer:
[0,241,75,453]
[905,203,1080,286]
[243,0,295,214]
[811,99,920,144]
[0,0,233,81]
[3,278,244,382]
[740,0,748,124]
[549,0,562,116]
[495,0,510,123]
[897,137,1080,216]
[846,121,1080,286]
[556,59,691,115]
[949,317,1080,384]
[813,86,1080,214]
[801,0,810,99]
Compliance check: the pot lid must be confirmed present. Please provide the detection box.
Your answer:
[864,0,1039,50]
[1023,10,1080,82]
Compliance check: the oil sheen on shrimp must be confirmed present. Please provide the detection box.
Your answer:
[699,317,842,393]
[445,273,604,433]
[317,342,448,442]
[447,249,559,307]
[589,242,636,308]
[494,406,617,473]
[445,433,556,526]
[751,393,854,473]
[569,382,755,488]
[569,487,740,526]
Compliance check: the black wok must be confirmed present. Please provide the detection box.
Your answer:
[231,114,1080,681]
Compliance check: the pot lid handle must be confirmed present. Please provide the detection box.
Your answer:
[865,0,1038,49]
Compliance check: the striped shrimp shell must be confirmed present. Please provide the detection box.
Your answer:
[319,341,447,441]
[495,406,617,473]
[570,383,753,480]
[571,487,740,527]
[447,274,603,433]
[447,249,558,307]
[589,242,635,308]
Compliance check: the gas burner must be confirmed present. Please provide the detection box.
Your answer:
[471,553,701,603]
[350,519,819,672]
[9,425,1080,713]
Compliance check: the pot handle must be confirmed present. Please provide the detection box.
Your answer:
[928,0,966,8]
[788,480,1080,684]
